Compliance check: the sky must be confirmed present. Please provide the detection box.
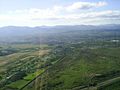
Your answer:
[0,0,120,27]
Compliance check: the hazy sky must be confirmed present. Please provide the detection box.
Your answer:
[0,0,120,26]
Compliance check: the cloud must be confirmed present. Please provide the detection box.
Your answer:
[66,1,107,11]
[0,1,120,26]
[4,1,108,20]
[49,1,107,12]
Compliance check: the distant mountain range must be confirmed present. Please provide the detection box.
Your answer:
[0,24,120,44]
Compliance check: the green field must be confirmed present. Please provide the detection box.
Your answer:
[7,80,29,89]
[24,69,45,80]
